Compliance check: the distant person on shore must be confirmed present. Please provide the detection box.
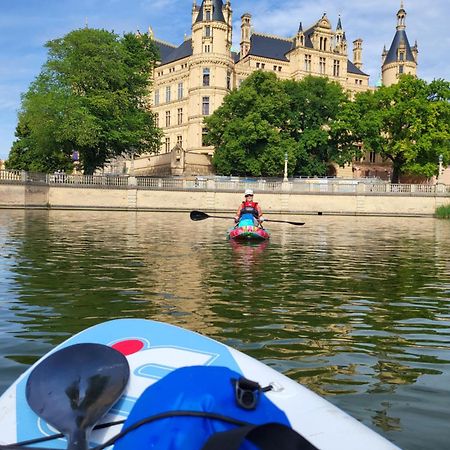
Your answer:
[234,189,264,227]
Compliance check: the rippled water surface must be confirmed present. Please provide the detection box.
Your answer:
[0,210,449,449]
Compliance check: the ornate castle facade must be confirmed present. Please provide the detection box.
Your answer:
[126,1,417,177]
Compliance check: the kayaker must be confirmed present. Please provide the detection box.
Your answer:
[234,189,265,227]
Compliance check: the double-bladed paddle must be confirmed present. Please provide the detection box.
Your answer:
[25,343,130,450]
[190,210,305,226]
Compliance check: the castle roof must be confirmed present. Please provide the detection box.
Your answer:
[195,0,226,23]
[153,17,368,77]
[347,60,368,76]
[384,29,415,65]
[243,32,368,76]
[155,39,193,65]
[154,39,177,62]
[247,34,293,62]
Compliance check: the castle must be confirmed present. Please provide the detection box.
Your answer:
[124,1,417,177]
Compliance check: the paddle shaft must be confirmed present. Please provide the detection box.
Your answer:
[191,211,304,226]
[69,429,89,450]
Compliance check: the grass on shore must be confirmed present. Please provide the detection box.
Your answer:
[435,204,450,219]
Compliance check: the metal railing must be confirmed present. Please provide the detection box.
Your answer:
[1,170,449,195]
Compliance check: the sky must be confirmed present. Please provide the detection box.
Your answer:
[0,0,449,161]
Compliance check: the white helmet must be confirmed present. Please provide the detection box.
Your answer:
[244,189,254,196]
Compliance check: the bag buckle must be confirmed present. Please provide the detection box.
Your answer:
[232,377,262,410]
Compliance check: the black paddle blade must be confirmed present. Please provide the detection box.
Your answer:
[26,343,130,450]
[190,210,210,221]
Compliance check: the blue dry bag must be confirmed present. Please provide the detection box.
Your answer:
[113,365,292,450]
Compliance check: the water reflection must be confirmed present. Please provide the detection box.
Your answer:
[229,239,269,272]
[0,210,449,449]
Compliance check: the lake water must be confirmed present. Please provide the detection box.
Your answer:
[0,209,449,449]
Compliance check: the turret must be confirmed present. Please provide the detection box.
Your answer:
[192,0,200,26]
[240,13,251,57]
[382,45,387,65]
[412,40,419,63]
[296,22,305,47]
[382,2,417,86]
[191,0,231,56]
[397,2,406,30]
[353,38,363,69]
[335,16,345,54]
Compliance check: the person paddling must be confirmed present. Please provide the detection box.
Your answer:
[234,189,265,227]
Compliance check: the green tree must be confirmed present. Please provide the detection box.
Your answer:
[7,28,162,174]
[346,75,450,183]
[205,71,291,176]
[281,76,352,176]
[205,72,354,177]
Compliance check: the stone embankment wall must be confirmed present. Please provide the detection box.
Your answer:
[1,182,449,217]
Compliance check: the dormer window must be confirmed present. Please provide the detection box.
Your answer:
[399,51,404,61]
[205,10,211,21]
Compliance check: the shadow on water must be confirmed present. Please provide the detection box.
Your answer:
[0,209,449,449]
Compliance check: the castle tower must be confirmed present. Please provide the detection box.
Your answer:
[189,0,234,153]
[335,17,345,54]
[382,2,417,86]
[295,21,305,48]
[240,13,252,57]
[352,38,363,70]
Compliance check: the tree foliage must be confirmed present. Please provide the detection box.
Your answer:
[281,76,353,176]
[205,72,354,177]
[343,75,450,183]
[7,28,162,174]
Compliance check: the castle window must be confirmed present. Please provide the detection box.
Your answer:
[304,55,311,72]
[154,113,159,127]
[206,10,211,21]
[399,52,404,61]
[202,128,209,146]
[205,45,211,53]
[319,57,326,74]
[369,151,376,163]
[177,108,183,125]
[178,82,183,100]
[154,89,159,106]
[177,135,183,147]
[202,97,210,115]
[399,65,404,74]
[256,62,260,68]
[333,60,340,77]
[227,71,231,90]
[203,68,210,86]
[205,26,211,38]
[165,137,170,153]
[165,86,171,103]
[261,63,265,69]
[165,111,171,127]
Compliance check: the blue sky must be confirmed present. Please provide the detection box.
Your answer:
[0,0,449,161]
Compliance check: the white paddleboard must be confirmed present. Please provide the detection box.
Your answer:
[0,319,400,449]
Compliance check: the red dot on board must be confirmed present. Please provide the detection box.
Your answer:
[112,339,145,355]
